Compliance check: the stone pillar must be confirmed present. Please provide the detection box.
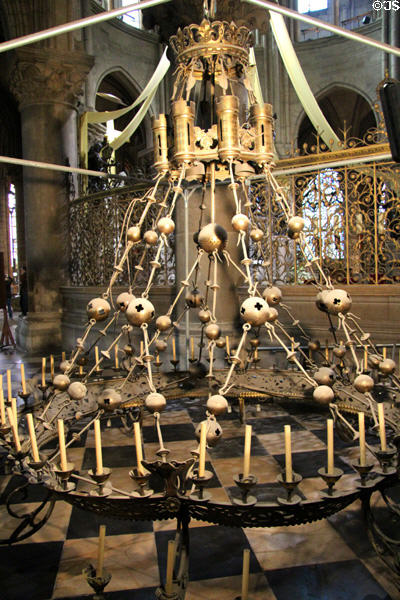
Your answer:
[10,48,93,353]
[175,180,243,366]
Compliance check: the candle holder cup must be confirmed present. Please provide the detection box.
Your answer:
[190,469,213,502]
[170,359,179,371]
[318,466,344,497]
[0,423,11,438]
[28,455,47,482]
[84,566,112,600]
[156,587,179,600]
[88,467,112,496]
[277,471,302,505]
[156,448,171,462]
[18,391,31,410]
[233,473,258,506]
[53,462,75,492]
[351,460,375,487]
[374,445,397,475]
[129,467,153,497]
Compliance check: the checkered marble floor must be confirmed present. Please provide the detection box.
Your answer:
[0,349,400,599]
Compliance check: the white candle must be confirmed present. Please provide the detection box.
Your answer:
[41,358,46,387]
[383,346,387,359]
[243,424,252,479]
[364,347,368,371]
[241,548,250,600]
[198,421,207,478]
[358,412,366,466]
[327,419,334,475]
[134,421,144,475]
[114,344,119,369]
[190,337,194,360]
[94,419,103,475]
[50,355,54,379]
[61,351,66,362]
[378,403,387,451]
[26,413,40,462]
[284,424,293,483]
[165,539,176,595]
[172,338,176,360]
[97,525,106,578]
[57,419,68,471]
[20,363,27,394]
[7,407,21,452]
[0,386,5,425]
[11,397,17,427]
[226,336,230,355]
[6,369,12,403]
[95,346,100,371]
[140,341,144,356]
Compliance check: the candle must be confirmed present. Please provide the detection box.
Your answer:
[41,358,46,387]
[57,419,68,471]
[198,421,207,477]
[241,548,250,600]
[291,338,295,352]
[383,346,387,359]
[79,365,83,376]
[114,344,119,369]
[0,386,5,425]
[364,347,368,371]
[325,344,329,362]
[327,419,334,475]
[190,337,194,360]
[243,424,252,479]
[95,346,100,371]
[134,421,144,475]
[254,347,258,360]
[11,397,17,426]
[7,407,21,452]
[378,403,387,451]
[50,355,54,379]
[26,413,40,462]
[94,419,103,475]
[284,424,293,483]
[61,351,66,362]
[20,364,27,395]
[6,369,12,403]
[358,412,366,466]
[140,341,144,355]
[97,525,106,578]
[226,335,230,355]
[165,539,176,595]
[172,338,176,361]
[155,352,160,365]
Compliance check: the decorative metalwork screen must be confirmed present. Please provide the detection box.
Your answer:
[249,159,400,285]
[69,184,175,287]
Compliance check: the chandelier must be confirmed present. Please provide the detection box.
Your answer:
[1,6,400,599]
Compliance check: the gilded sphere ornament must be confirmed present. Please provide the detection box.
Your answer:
[368,354,381,368]
[322,289,352,315]
[196,223,227,253]
[98,388,123,411]
[216,337,226,348]
[157,216,175,235]
[314,367,336,386]
[124,344,133,356]
[68,381,87,400]
[53,374,70,391]
[315,290,330,312]
[250,228,263,242]
[195,418,223,447]
[145,392,167,413]
[263,286,282,306]
[308,340,321,352]
[378,358,396,375]
[127,226,141,242]
[240,297,270,327]
[231,213,249,232]
[198,309,211,323]
[185,289,203,308]
[333,345,346,358]
[126,297,155,326]
[207,394,228,416]
[156,340,167,352]
[156,315,172,331]
[205,323,221,340]
[265,307,278,322]
[86,297,111,322]
[143,230,158,245]
[60,360,72,373]
[313,385,335,404]
[288,216,305,233]
[116,292,135,312]
[354,374,374,393]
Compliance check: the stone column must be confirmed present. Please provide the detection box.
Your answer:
[10,48,93,353]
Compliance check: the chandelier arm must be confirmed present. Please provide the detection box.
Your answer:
[339,314,362,374]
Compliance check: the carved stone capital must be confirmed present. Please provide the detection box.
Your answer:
[9,48,94,109]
